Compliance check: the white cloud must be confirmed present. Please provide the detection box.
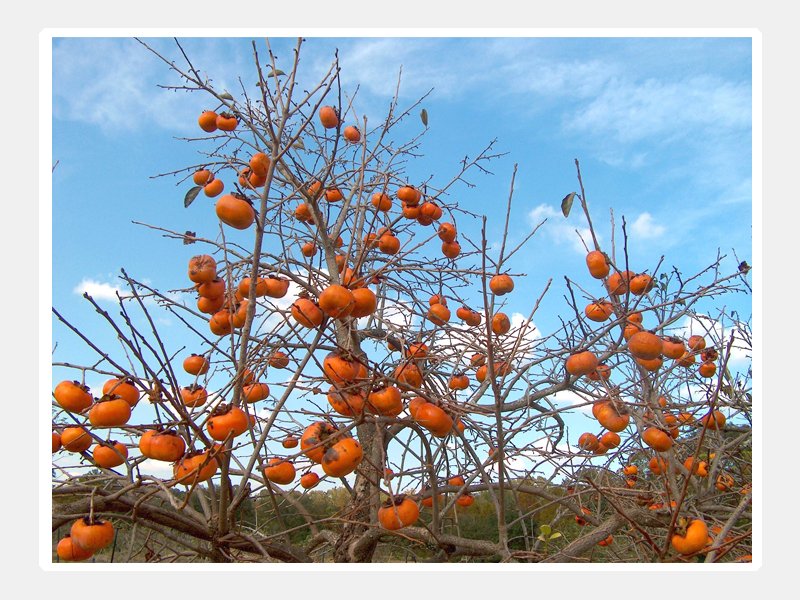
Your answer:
[53,39,196,133]
[564,76,750,145]
[73,278,122,301]
[358,298,417,332]
[507,312,543,360]
[528,203,598,255]
[670,315,751,365]
[138,458,176,480]
[630,212,666,239]
[548,388,596,416]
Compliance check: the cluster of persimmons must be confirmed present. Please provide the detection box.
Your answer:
[52,99,747,563]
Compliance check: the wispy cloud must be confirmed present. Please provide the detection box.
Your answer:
[53,38,195,133]
[630,212,665,240]
[73,278,121,301]
[671,314,751,365]
[528,203,597,255]
[564,76,750,146]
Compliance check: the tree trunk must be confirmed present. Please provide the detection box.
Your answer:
[332,421,383,562]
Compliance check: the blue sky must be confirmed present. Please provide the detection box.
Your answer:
[50,35,753,484]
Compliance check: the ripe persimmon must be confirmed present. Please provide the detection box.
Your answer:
[449,373,470,390]
[698,361,717,378]
[291,297,324,328]
[642,427,673,452]
[606,270,634,295]
[378,495,419,530]
[140,429,185,462]
[174,450,219,485]
[249,152,271,177]
[662,337,687,360]
[578,432,600,451]
[397,185,421,206]
[490,274,515,295]
[414,403,453,438]
[300,472,320,489]
[238,277,268,298]
[441,240,461,258]
[206,405,249,441]
[491,312,511,335]
[61,427,92,453]
[319,105,339,129]
[92,441,128,469]
[321,437,363,477]
[294,203,315,223]
[629,273,654,295]
[343,125,361,143]
[198,110,218,132]
[196,277,225,300]
[181,384,208,407]
[216,112,238,131]
[56,535,94,562]
[367,385,403,417]
[265,276,290,298]
[325,187,344,202]
[318,284,355,319]
[53,380,93,413]
[684,456,709,477]
[300,242,317,258]
[402,202,421,219]
[216,194,255,229]
[378,232,401,255]
[585,300,614,322]
[88,398,131,427]
[188,254,217,284]
[350,287,377,318]
[575,507,592,526]
[193,169,213,185]
[628,331,663,360]
[323,351,367,385]
[635,356,663,371]
[671,519,709,555]
[70,517,115,552]
[565,351,599,377]
[587,364,612,381]
[438,222,457,243]
[371,192,392,211]
[586,250,610,279]
[594,402,630,432]
[183,354,209,376]
[203,178,224,198]
[268,351,290,369]
[301,422,338,464]
[699,410,726,430]
[263,458,296,485]
[427,303,451,326]
[243,382,270,403]
[687,335,706,351]
[327,386,366,417]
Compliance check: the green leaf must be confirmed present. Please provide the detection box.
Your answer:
[536,535,547,542]
[184,186,202,208]
[549,532,562,540]
[539,524,551,536]
[219,92,234,101]
[420,108,428,127]
[266,69,286,78]
[561,192,576,217]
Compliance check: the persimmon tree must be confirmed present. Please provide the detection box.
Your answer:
[51,38,752,564]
